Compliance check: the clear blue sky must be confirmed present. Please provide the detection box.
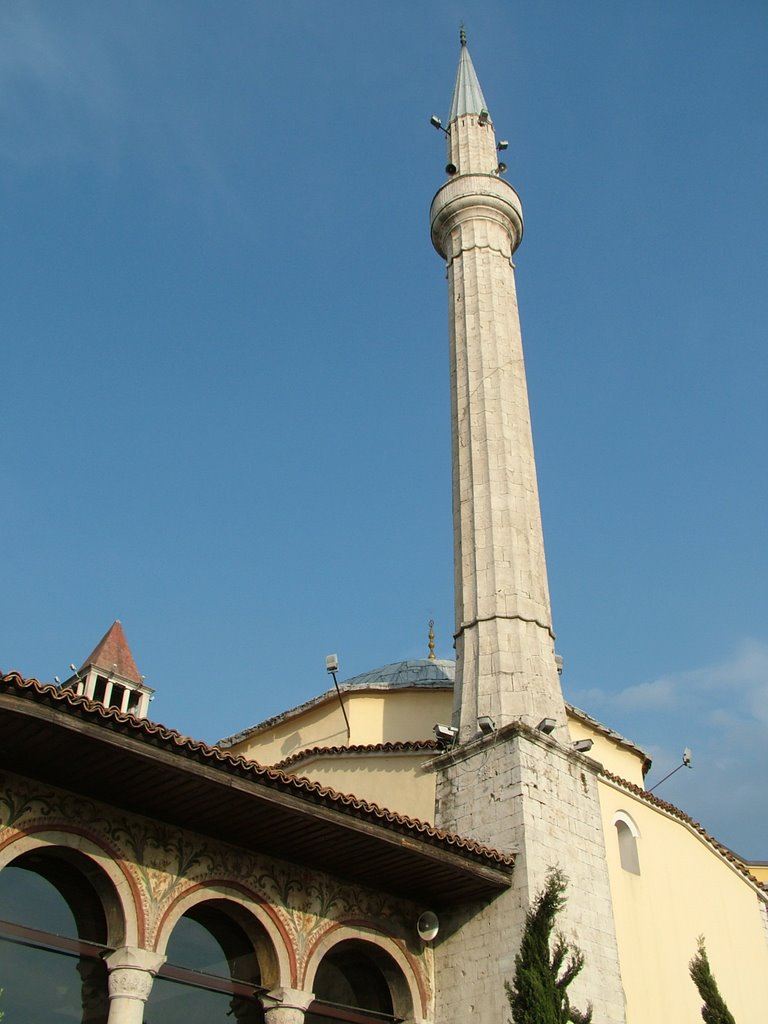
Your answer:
[2,2,766,857]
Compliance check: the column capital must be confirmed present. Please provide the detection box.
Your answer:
[105,945,166,1002]
[260,987,315,1024]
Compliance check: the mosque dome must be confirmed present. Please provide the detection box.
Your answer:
[340,659,455,691]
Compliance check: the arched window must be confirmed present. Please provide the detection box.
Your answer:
[307,939,410,1024]
[614,812,641,874]
[0,848,115,1022]
[147,900,265,1023]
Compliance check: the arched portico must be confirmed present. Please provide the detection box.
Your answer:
[0,836,130,1022]
[146,884,292,1022]
[0,827,140,945]
[304,924,429,1024]
[154,881,291,987]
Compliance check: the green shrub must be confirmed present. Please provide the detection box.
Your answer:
[689,938,736,1024]
[505,868,592,1024]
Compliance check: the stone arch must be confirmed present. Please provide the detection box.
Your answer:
[155,880,291,990]
[0,826,139,945]
[612,810,641,874]
[304,922,428,1023]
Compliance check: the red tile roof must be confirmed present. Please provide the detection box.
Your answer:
[0,670,514,876]
[274,740,439,771]
[79,620,143,684]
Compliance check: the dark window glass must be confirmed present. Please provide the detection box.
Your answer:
[307,941,398,1023]
[146,975,248,1024]
[0,853,107,941]
[166,904,257,981]
[147,903,263,1024]
[0,936,109,1023]
[0,852,110,1023]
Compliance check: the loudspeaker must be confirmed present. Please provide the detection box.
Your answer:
[416,911,439,942]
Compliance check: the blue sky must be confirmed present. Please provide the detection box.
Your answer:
[1,2,766,858]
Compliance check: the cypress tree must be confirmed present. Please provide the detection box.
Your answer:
[505,868,592,1024]
[689,937,736,1024]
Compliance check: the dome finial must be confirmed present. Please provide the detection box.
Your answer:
[428,619,436,660]
[460,24,467,47]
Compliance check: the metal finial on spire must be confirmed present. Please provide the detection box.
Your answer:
[460,25,467,47]
[428,619,436,660]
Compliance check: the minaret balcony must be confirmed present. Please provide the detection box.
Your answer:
[430,173,524,261]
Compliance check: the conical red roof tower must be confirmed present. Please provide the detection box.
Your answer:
[79,620,143,684]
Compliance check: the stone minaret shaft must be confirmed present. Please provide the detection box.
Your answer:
[430,38,566,741]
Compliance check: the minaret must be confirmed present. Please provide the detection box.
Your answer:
[430,33,567,741]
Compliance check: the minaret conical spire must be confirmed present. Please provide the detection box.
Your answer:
[448,30,489,122]
[442,32,499,178]
[430,39,567,741]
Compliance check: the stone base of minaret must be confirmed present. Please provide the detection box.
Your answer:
[432,728,627,1024]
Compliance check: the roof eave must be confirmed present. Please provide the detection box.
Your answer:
[0,675,512,906]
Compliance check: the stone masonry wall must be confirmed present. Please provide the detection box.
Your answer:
[433,729,626,1023]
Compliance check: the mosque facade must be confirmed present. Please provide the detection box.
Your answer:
[1,36,766,1024]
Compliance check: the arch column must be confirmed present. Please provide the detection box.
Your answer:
[260,986,315,1024]
[105,946,166,1024]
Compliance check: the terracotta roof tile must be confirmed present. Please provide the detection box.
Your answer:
[79,620,143,684]
[274,740,438,771]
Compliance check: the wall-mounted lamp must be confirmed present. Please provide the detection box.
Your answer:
[325,653,350,740]
[430,115,448,135]
[647,748,693,794]
[497,140,509,151]
[573,739,594,753]
[434,723,458,750]
[478,109,489,126]
[496,162,507,174]
[477,715,496,735]
[537,718,556,735]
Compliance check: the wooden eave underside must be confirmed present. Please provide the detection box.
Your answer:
[0,692,512,907]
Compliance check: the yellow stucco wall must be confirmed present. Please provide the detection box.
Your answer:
[230,687,656,824]
[288,753,438,823]
[742,861,768,885]
[230,688,453,766]
[233,687,649,785]
[598,778,768,1024]
[565,717,647,788]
